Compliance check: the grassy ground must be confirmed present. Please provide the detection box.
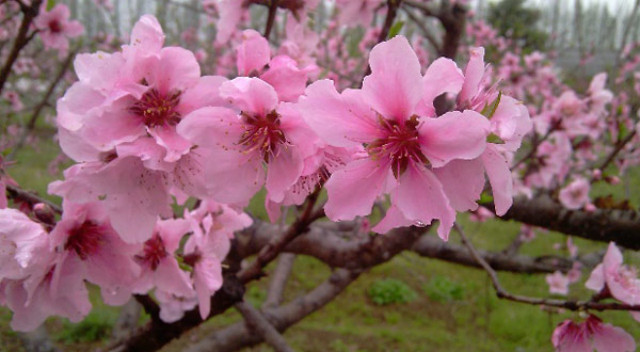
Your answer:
[1,134,640,352]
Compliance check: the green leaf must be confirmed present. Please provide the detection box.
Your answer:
[487,133,505,144]
[480,91,502,119]
[387,21,405,39]
[479,192,494,204]
[46,0,56,11]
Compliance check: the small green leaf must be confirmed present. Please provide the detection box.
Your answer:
[387,21,405,39]
[479,192,493,204]
[46,0,56,11]
[487,133,505,144]
[480,91,502,119]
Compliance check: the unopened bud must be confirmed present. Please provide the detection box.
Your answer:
[33,203,56,225]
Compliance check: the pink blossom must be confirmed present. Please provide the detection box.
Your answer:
[132,219,193,298]
[34,3,84,53]
[552,315,635,352]
[178,77,317,206]
[586,242,640,308]
[155,289,197,323]
[559,177,590,210]
[49,202,140,305]
[183,214,230,319]
[0,209,51,282]
[3,260,91,331]
[298,36,490,239]
[546,271,569,295]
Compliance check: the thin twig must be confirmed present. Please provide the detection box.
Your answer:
[235,301,294,352]
[360,0,402,82]
[402,6,441,54]
[264,0,279,39]
[0,0,42,97]
[592,130,637,176]
[455,222,640,312]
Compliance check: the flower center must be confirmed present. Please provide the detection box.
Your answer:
[366,115,427,178]
[65,221,105,260]
[48,20,62,33]
[129,88,181,128]
[237,110,287,163]
[135,234,168,271]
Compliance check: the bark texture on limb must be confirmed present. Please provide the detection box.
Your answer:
[234,301,294,352]
[500,195,640,250]
[238,220,578,274]
[184,269,360,352]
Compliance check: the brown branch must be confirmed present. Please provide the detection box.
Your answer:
[234,301,294,352]
[0,0,42,97]
[411,235,575,274]
[456,223,640,313]
[112,299,142,341]
[238,220,574,274]
[263,253,296,308]
[498,195,640,250]
[402,6,442,54]
[6,184,62,214]
[361,0,403,82]
[592,129,637,176]
[106,273,245,352]
[185,269,359,352]
[236,191,323,283]
[264,0,279,39]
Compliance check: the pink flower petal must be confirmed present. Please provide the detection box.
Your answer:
[481,145,513,216]
[236,29,270,76]
[361,36,423,122]
[324,158,389,221]
[219,77,278,116]
[433,158,484,212]
[298,79,381,148]
[418,110,490,168]
[417,57,464,116]
[393,163,454,241]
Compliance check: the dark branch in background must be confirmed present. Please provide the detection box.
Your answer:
[456,223,640,313]
[237,220,578,274]
[404,0,467,59]
[185,269,360,352]
[592,129,637,175]
[264,0,279,39]
[234,301,294,352]
[107,274,245,352]
[402,6,442,54]
[0,0,43,97]
[263,253,296,308]
[6,184,62,214]
[497,195,640,250]
[8,47,77,160]
[361,0,403,81]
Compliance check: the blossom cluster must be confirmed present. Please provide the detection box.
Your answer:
[0,13,532,331]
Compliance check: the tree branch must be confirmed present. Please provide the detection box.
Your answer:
[236,191,323,283]
[0,0,42,97]
[185,269,359,352]
[498,195,640,250]
[6,184,62,214]
[234,301,294,352]
[456,223,640,313]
